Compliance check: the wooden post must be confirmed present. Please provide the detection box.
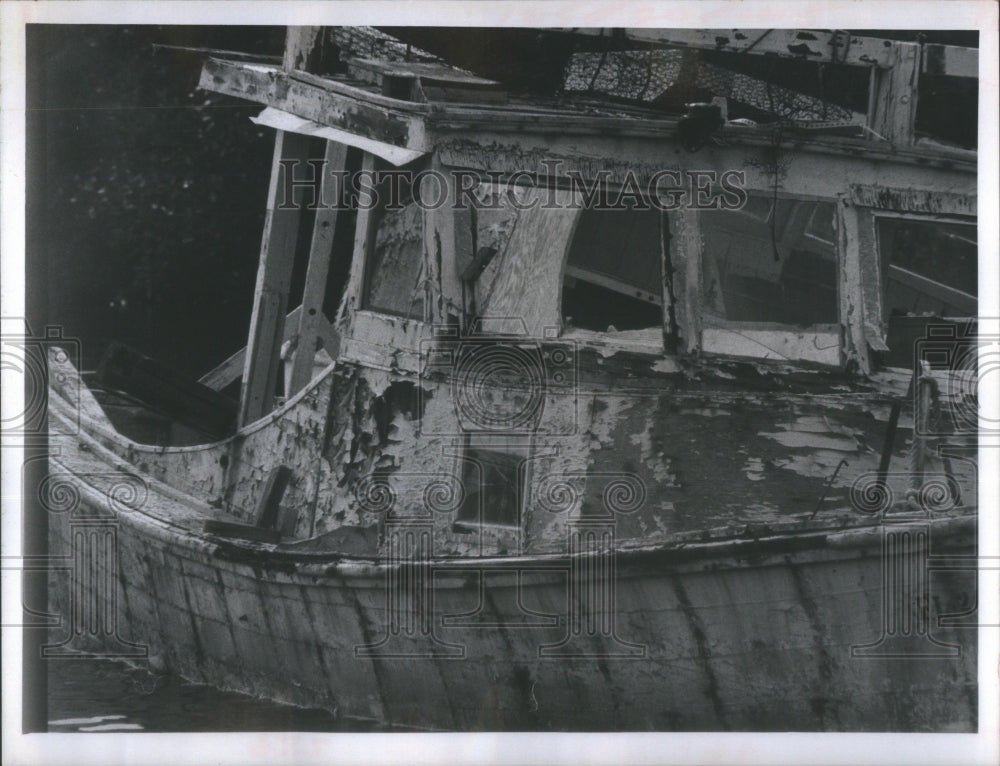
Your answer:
[238,26,328,426]
[870,42,920,146]
[287,140,348,395]
[838,203,872,374]
[238,129,311,426]
[421,156,473,327]
[671,209,702,354]
[659,210,680,355]
[339,152,378,326]
[283,26,336,73]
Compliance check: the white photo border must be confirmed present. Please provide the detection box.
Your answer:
[2,2,997,765]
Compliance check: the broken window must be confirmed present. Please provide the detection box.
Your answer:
[560,207,664,336]
[701,195,839,326]
[877,216,977,367]
[363,175,425,321]
[455,436,528,528]
[878,217,977,319]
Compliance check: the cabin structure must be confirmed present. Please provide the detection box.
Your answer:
[177,27,979,552]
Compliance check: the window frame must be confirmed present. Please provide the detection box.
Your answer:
[359,160,429,323]
[557,203,671,358]
[452,433,532,532]
[693,192,844,366]
[873,210,978,318]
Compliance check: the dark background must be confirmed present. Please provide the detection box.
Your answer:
[28,25,285,377]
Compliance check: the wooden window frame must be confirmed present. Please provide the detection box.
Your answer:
[558,205,671,358]
[452,433,532,532]
[690,193,845,367]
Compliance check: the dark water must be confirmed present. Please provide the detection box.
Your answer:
[46,657,377,732]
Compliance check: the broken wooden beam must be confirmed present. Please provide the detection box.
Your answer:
[869,42,920,145]
[200,305,304,391]
[198,57,429,151]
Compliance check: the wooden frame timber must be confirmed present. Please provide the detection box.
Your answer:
[238,128,312,426]
[287,139,347,396]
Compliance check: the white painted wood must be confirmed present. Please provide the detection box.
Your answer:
[288,140,348,396]
[238,130,312,426]
[870,42,920,146]
[701,327,841,366]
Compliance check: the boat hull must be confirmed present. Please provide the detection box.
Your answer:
[46,465,977,731]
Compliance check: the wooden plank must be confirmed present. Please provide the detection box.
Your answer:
[564,265,662,305]
[348,58,508,104]
[559,28,898,68]
[421,155,474,326]
[349,58,501,87]
[922,44,978,79]
[437,138,975,211]
[855,208,889,356]
[199,58,427,151]
[838,204,871,373]
[203,519,282,544]
[284,26,336,74]
[660,210,681,355]
[200,305,303,391]
[671,209,702,354]
[848,185,977,217]
[238,129,312,426]
[479,187,582,338]
[288,140,347,396]
[870,42,920,145]
[340,152,379,326]
[887,265,976,314]
[701,327,841,366]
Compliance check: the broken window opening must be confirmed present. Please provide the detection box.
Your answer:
[701,194,839,327]
[455,435,529,529]
[362,167,426,321]
[878,216,977,319]
[560,207,665,348]
[876,215,977,366]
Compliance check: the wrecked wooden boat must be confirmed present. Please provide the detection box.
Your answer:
[46,27,980,731]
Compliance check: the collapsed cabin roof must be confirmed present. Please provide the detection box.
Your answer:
[199,26,979,162]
